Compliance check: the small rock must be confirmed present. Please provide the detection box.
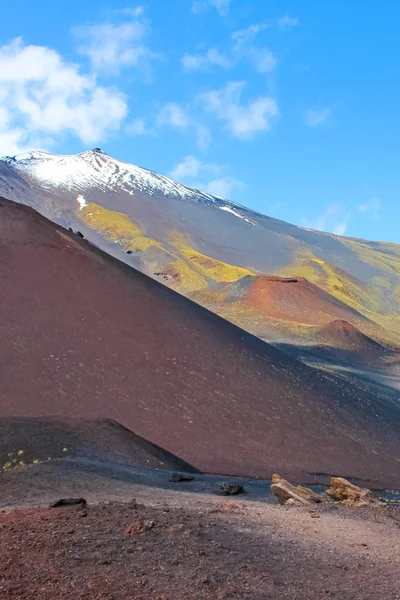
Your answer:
[219,482,245,496]
[49,498,87,509]
[169,472,195,483]
[125,520,156,536]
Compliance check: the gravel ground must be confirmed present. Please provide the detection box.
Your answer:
[0,462,399,600]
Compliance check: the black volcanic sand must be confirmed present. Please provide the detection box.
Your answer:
[0,417,198,474]
[0,197,399,487]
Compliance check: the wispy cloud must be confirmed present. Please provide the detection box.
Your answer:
[170,155,220,179]
[196,125,212,149]
[199,176,243,198]
[304,107,331,127]
[157,103,191,128]
[332,222,348,236]
[198,81,278,139]
[192,0,233,16]
[73,7,156,74]
[170,155,243,199]
[181,48,231,71]
[182,18,281,75]
[277,15,299,31]
[232,24,269,49]
[0,37,127,156]
[156,103,211,149]
[232,24,276,73]
[126,118,152,136]
[357,198,381,218]
[302,204,350,236]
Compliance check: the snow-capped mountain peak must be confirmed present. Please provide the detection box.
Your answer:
[2,149,224,206]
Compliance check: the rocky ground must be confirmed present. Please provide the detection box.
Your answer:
[0,461,399,600]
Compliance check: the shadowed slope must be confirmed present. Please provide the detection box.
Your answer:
[0,197,399,487]
[0,417,198,473]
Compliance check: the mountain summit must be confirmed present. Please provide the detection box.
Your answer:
[2,149,400,357]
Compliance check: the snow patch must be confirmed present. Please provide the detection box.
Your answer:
[219,205,255,225]
[76,194,87,210]
[7,150,219,206]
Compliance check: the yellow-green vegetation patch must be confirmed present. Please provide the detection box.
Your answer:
[342,238,400,275]
[278,247,382,313]
[169,232,255,283]
[1,449,58,473]
[167,257,207,292]
[80,203,162,253]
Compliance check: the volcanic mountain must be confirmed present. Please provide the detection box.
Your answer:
[317,320,386,353]
[0,196,399,487]
[1,149,400,359]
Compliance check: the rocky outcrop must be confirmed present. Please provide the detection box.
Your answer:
[326,477,383,507]
[271,474,324,505]
[272,475,385,507]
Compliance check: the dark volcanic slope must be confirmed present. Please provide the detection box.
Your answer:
[1,197,399,486]
[0,417,198,473]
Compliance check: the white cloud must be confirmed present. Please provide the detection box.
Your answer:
[198,81,278,139]
[170,155,203,179]
[157,103,190,128]
[182,20,277,76]
[181,48,231,71]
[357,198,381,218]
[170,155,242,199]
[74,8,155,73]
[302,204,350,236]
[157,104,211,149]
[277,15,299,31]
[0,37,127,156]
[170,155,220,180]
[196,125,212,149]
[250,48,277,73]
[332,223,348,236]
[232,24,269,50]
[126,118,151,136]
[231,24,276,73]
[192,0,232,16]
[199,176,243,198]
[304,107,331,127]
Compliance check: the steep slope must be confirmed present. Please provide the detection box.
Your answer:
[0,196,399,487]
[317,320,386,355]
[2,149,400,354]
[0,417,198,473]
[218,275,371,326]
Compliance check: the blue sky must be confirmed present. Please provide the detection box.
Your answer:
[1,0,400,243]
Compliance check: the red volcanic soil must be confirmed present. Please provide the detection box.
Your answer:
[317,320,385,356]
[1,499,400,600]
[0,197,400,487]
[225,274,367,326]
